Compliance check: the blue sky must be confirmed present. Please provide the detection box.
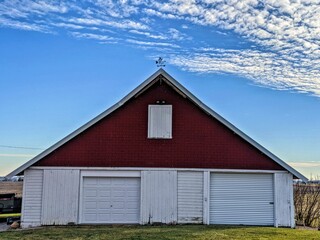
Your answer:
[1,0,320,178]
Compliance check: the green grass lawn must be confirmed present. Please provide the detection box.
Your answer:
[1,225,320,240]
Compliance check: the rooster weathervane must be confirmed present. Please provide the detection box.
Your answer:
[156,57,166,68]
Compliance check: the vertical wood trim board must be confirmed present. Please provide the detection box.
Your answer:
[274,173,294,227]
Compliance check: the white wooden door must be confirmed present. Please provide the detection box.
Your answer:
[81,177,140,223]
[210,173,274,225]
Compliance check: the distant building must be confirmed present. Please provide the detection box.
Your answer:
[0,177,7,182]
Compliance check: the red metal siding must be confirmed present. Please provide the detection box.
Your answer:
[36,79,285,170]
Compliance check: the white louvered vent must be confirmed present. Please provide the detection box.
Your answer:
[148,105,172,139]
[21,169,43,228]
[178,171,203,224]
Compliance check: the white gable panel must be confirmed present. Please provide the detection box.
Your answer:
[148,105,172,139]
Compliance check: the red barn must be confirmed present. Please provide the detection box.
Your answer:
[8,69,306,228]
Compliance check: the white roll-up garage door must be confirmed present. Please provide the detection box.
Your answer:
[210,173,274,225]
[81,177,140,224]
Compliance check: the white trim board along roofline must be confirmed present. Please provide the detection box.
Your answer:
[7,68,308,182]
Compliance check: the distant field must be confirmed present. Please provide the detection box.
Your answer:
[0,182,23,198]
[1,225,320,240]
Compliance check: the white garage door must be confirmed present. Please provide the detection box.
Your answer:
[81,177,140,224]
[210,173,274,226]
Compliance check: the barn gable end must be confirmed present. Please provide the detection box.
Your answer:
[7,69,306,181]
[34,77,284,171]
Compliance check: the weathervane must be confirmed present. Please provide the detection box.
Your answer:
[156,57,166,68]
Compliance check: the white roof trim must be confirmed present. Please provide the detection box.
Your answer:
[7,68,307,182]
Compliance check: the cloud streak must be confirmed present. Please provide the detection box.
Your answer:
[0,154,35,158]
[67,17,149,30]
[288,162,320,168]
[70,31,116,42]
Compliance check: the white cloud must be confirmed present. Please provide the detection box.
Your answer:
[68,17,149,30]
[0,17,49,32]
[127,39,180,48]
[143,8,183,19]
[70,32,116,41]
[87,0,139,18]
[288,162,320,179]
[168,28,190,40]
[0,0,68,18]
[129,28,191,41]
[51,22,85,30]
[0,153,35,158]
[129,29,167,39]
[288,162,320,168]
